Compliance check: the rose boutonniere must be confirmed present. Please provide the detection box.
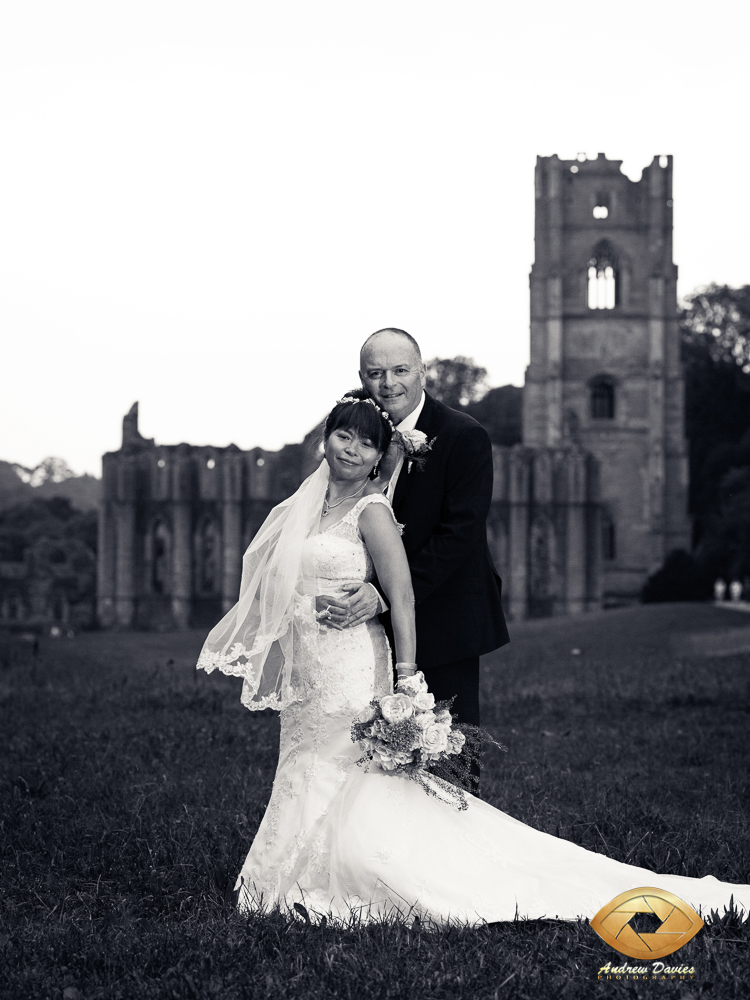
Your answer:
[397,429,436,472]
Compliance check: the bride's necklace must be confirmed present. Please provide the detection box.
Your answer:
[322,480,367,516]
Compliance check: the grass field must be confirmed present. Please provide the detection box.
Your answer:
[2,604,749,999]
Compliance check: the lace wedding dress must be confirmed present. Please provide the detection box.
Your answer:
[235,494,750,925]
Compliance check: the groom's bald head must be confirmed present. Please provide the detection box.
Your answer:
[360,328,422,366]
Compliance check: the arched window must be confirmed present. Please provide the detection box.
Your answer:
[196,519,219,595]
[51,592,69,622]
[587,240,619,310]
[152,521,171,595]
[528,514,557,617]
[590,377,615,420]
[601,511,617,561]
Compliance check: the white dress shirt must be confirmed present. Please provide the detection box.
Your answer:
[373,392,426,616]
[385,391,426,502]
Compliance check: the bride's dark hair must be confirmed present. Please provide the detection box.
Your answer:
[324,388,393,454]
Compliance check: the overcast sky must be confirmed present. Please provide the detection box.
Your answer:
[2,0,748,476]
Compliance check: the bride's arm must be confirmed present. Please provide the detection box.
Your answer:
[357,503,416,664]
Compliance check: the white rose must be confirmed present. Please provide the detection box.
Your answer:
[447,730,466,754]
[434,709,452,725]
[415,712,436,732]
[413,691,435,712]
[396,671,428,697]
[357,702,379,725]
[367,718,388,739]
[419,722,449,757]
[401,429,428,450]
[373,746,412,770]
[380,693,414,724]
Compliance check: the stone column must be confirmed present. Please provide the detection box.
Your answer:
[646,158,668,571]
[544,159,564,447]
[222,449,243,612]
[171,448,193,629]
[546,277,563,447]
[508,448,530,621]
[564,449,587,615]
[585,454,603,611]
[113,455,137,628]
[648,273,666,571]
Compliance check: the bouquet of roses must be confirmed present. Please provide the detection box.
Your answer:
[351,671,504,810]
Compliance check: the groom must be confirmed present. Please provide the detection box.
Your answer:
[322,327,509,739]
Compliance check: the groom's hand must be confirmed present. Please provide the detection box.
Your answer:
[338,582,381,628]
[315,584,380,629]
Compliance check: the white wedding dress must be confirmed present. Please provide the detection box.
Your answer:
[235,494,750,925]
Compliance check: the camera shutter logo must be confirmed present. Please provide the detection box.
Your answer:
[590,887,704,960]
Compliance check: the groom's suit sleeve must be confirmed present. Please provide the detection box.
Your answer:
[408,422,494,605]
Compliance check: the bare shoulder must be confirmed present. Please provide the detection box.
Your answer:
[363,480,386,497]
[358,494,392,518]
[358,497,404,546]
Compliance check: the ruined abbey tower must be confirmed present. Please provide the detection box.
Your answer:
[523,153,690,601]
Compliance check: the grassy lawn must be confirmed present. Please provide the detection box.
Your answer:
[1,604,749,999]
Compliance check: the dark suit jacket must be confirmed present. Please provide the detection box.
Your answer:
[381,392,510,668]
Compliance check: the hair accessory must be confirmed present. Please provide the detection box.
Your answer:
[336,395,397,434]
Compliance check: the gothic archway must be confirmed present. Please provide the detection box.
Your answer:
[589,376,616,420]
[587,239,620,310]
[528,514,557,617]
[150,520,172,595]
[195,518,220,596]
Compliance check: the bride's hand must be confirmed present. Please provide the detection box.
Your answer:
[315,594,350,630]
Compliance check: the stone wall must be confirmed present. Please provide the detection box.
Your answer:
[487,445,601,620]
[97,404,320,629]
[98,405,601,628]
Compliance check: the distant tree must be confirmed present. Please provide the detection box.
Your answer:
[642,550,710,603]
[0,496,97,560]
[464,385,523,447]
[425,357,489,408]
[0,496,98,626]
[12,456,76,487]
[681,284,750,373]
[643,284,750,600]
[681,285,750,528]
[694,436,750,583]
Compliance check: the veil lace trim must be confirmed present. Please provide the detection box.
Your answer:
[196,461,329,711]
[196,469,401,711]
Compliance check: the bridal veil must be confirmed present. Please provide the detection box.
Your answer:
[197,460,330,711]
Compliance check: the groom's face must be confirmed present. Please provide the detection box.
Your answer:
[359,333,426,425]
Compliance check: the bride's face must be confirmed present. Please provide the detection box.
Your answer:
[325,427,382,481]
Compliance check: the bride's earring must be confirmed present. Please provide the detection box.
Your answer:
[372,461,380,477]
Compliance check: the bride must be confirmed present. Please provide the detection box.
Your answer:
[197,392,749,925]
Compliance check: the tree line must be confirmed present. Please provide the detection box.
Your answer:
[644,284,750,600]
